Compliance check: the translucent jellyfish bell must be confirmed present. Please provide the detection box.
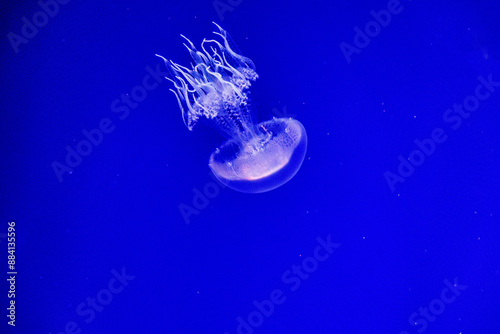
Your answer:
[157,23,307,193]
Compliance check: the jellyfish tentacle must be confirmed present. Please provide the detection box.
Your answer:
[158,24,259,137]
[211,29,256,71]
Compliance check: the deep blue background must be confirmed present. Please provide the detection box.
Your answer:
[1,0,499,333]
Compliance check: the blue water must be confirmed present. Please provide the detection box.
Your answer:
[2,0,499,333]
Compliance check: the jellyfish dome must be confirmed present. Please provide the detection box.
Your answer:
[157,23,307,193]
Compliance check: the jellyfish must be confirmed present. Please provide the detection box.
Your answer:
[157,23,307,193]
